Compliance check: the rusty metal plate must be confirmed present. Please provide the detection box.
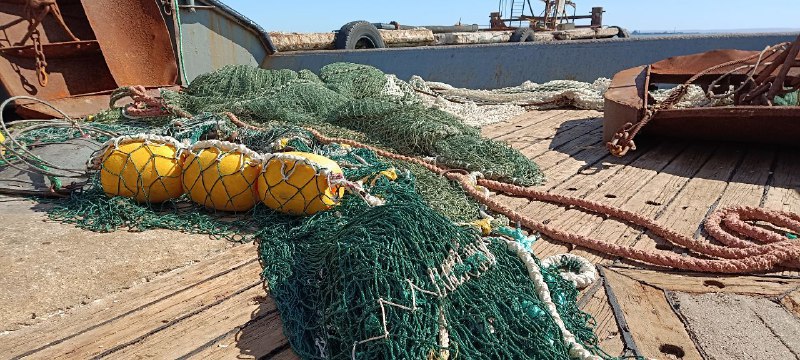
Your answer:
[0,0,179,118]
[81,0,178,87]
[0,2,116,99]
[650,48,800,85]
[14,86,180,119]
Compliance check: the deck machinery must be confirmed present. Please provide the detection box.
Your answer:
[492,0,605,31]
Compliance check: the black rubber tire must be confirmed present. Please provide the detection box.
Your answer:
[613,26,631,38]
[509,27,534,42]
[335,21,386,50]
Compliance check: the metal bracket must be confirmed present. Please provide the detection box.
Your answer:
[598,266,644,359]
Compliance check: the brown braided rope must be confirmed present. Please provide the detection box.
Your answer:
[109,86,192,119]
[108,95,800,274]
[305,127,800,274]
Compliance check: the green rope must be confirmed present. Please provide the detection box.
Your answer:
[173,0,191,86]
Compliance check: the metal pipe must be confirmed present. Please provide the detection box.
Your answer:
[374,23,481,33]
[423,25,481,33]
[591,7,604,27]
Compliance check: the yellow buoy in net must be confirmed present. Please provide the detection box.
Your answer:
[97,135,184,204]
[0,131,5,156]
[258,152,345,216]
[182,141,261,212]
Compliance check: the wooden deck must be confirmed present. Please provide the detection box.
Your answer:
[2,109,799,359]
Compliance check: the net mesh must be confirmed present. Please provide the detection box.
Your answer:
[2,63,626,360]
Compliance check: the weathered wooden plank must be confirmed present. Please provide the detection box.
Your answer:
[0,245,258,356]
[526,130,602,172]
[516,118,602,161]
[528,151,651,259]
[603,269,704,360]
[1,246,264,359]
[714,147,776,209]
[536,142,688,262]
[763,147,800,212]
[587,144,714,261]
[578,282,625,357]
[552,144,769,265]
[113,286,275,359]
[183,309,294,360]
[633,145,742,253]
[494,109,593,143]
[611,267,800,296]
[498,109,600,143]
[485,110,602,222]
[481,109,569,140]
[780,288,800,319]
[519,143,666,261]
[763,148,800,277]
[528,133,643,188]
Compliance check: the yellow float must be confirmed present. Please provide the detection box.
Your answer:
[182,140,261,212]
[97,135,184,204]
[258,152,344,216]
[0,131,5,156]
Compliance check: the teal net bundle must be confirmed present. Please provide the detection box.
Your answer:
[0,63,621,359]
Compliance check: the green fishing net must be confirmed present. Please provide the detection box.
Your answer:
[4,63,622,359]
[259,174,606,359]
[161,63,544,186]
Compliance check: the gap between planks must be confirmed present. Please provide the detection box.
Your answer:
[0,244,267,359]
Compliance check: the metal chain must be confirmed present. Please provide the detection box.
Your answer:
[31,29,48,87]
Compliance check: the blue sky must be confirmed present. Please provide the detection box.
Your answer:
[224,1,800,33]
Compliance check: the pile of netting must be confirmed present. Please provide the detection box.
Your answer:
[410,76,610,127]
[153,63,544,185]
[259,166,608,360]
[0,63,621,359]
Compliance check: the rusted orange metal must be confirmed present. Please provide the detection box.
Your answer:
[604,42,800,149]
[81,0,177,87]
[0,0,178,118]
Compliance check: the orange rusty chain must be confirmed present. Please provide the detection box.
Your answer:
[30,29,47,87]
[14,0,81,87]
[606,41,792,157]
[113,91,800,274]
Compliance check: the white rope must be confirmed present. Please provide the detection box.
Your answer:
[650,84,734,108]
[190,139,262,161]
[541,253,598,290]
[89,134,184,171]
[351,238,495,359]
[507,240,602,360]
